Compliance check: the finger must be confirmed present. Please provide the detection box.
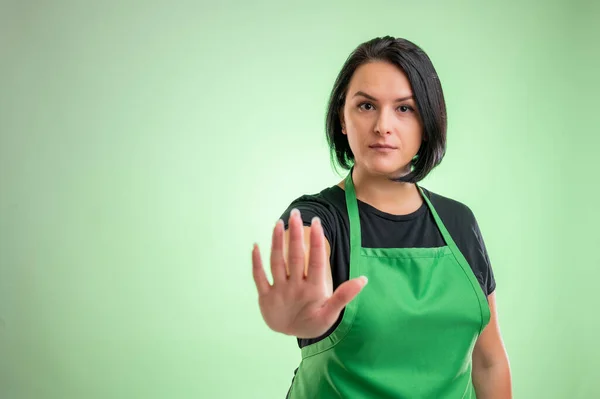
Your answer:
[306,217,326,285]
[287,209,306,281]
[270,219,287,285]
[321,276,368,320]
[252,244,271,296]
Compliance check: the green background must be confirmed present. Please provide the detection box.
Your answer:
[1,1,598,398]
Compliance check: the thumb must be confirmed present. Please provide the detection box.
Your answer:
[321,276,368,319]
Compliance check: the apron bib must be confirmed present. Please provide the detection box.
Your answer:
[287,171,491,398]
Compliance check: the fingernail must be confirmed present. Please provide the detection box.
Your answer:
[291,208,300,217]
[311,216,320,225]
[361,276,368,285]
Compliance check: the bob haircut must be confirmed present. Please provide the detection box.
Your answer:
[325,36,447,183]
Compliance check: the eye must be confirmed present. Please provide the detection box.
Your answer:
[358,102,375,111]
[398,105,414,113]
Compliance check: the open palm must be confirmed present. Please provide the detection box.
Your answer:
[252,209,368,339]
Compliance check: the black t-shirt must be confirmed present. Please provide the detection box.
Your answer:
[279,184,496,349]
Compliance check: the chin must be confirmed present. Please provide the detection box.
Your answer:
[363,159,410,177]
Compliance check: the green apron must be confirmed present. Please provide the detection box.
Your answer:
[287,171,491,398]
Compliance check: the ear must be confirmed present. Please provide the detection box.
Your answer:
[340,113,346,135]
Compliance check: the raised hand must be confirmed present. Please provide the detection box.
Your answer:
[252,209,368,339]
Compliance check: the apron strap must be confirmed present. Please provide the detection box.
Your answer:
[344,169,461,252]
[344,169,362,255]
[417,185,460,251]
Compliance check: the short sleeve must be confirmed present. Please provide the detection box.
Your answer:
[469,210,496,295]
[278,194,336,247]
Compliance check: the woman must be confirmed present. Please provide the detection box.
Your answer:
[251,36,512,398]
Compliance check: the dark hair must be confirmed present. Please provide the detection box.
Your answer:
[325,36,447,183]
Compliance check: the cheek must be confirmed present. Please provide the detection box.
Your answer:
[404,119,423,142]
[346,115,373,137]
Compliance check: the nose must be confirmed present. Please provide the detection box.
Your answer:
[375,107,393,136]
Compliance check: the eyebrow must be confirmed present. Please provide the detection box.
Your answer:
[352,91,413,102]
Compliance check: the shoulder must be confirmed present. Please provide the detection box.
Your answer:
[420,187,477,225]
[279,185,346,239]
[280,186,343,219]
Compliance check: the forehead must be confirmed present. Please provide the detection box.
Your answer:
[347,61,412,96]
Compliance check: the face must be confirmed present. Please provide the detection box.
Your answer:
[340,61,423,178]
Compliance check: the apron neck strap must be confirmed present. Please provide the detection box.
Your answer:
[417,186,456,248]
[344,168,457,251]
[344,169,362,251]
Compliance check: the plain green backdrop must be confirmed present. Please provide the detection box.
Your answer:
[1,1,599,398]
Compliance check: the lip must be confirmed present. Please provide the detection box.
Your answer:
[369,144,398,152]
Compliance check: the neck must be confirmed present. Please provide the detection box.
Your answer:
[340,165,423,215]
